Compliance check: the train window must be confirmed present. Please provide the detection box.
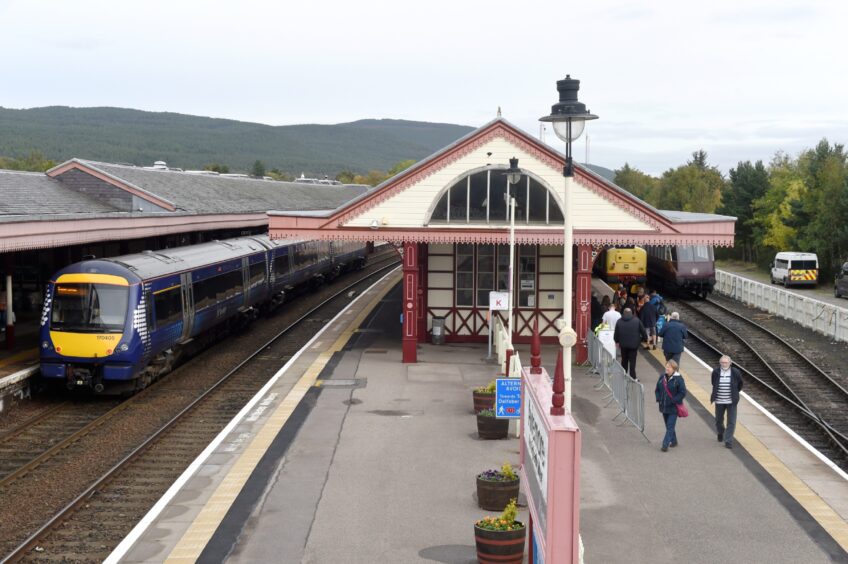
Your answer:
[518,246,537,308]
[51,283,128,332]
[193,269,243,310]
[249,261,266,288]
[476,245,495,306]
[456,244,474,306]
[677,246,713,262]
[153,286,182,327]
[273,254,290,277]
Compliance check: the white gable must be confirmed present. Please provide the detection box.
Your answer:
[343,135,653,232]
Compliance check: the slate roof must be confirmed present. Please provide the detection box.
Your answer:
[78,160,369,214]
[0,169,115,216]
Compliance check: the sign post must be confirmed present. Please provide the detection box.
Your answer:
[488,291,510,359]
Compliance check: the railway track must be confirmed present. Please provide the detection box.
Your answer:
[667,296,848,470]
[0,252,399,563]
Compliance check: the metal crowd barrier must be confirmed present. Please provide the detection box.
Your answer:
[585,331,648,439]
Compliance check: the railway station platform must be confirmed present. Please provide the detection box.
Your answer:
[106,274,848,563]
[0,316,41,411]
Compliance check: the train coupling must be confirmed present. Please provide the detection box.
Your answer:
[65,365,104,392]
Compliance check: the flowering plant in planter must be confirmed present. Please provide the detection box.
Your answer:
[475,380,497,394]
[477,462,517,482]
[472,380,497,414]
[476,463,520,510]
[475,498,525,532]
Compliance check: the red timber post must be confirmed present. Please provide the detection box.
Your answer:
[402,241,419,363]
[417,243,428,343]
[575,244,593,364]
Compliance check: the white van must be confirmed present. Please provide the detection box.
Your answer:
[770,252,819,287]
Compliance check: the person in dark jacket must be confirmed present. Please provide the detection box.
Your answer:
[591,292,603,330]
[639,298,658,350]
[613,308,647,381]
[655,359,687,451]
[710,355,744,449]
[659,311,688,366]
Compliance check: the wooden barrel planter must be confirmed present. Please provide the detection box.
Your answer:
[476,414,509,440]
[477,476,520,511]
[474,523,525,564]
[472,391,496,414]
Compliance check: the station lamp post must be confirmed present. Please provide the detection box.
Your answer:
[502,157,523,353]
[540,76,598,414]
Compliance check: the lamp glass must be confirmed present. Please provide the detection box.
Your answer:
[552,119,586,142]
[507,172,522,185]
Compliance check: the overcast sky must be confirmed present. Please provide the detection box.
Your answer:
[2,0,846,175]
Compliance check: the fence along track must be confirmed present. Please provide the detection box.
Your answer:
[1,257,399,563]
[668,297,848,468]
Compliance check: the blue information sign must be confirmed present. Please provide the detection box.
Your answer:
[495,378,521,419]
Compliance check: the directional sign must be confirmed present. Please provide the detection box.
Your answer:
[496,378,521,419]
[489,291,510,311]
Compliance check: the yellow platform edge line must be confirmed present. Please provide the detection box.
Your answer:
[165,271,400,563]
[651,350,848,551]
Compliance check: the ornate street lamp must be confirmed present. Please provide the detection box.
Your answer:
[540,76,598,415]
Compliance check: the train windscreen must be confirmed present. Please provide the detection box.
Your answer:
[51,284,129,332]
[676,245,713,262]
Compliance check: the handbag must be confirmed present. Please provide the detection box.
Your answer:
[663,376,688,417]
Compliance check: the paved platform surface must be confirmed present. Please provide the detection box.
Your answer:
[0,317,41,409]
[111,277,848,563]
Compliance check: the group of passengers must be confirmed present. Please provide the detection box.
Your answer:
[590,286,741,453]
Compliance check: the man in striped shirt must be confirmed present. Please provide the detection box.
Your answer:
[710,355,744,449]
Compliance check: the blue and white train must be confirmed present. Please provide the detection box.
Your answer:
[39,235,367,393]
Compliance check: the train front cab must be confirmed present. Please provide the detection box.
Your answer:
[40,271,143,392]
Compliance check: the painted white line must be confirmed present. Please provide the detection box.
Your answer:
[686,348,848,482]
[105,267,399,564]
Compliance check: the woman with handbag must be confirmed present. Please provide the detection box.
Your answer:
[654,359,688,452]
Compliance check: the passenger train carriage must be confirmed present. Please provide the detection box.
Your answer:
[646,244,715,297]
[40,235,366,393]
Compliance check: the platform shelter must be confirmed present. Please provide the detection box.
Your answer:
[269,118,735,363]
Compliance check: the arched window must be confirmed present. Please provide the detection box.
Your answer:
[429,169,563,225]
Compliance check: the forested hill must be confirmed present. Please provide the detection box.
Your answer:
[0,106,474,175]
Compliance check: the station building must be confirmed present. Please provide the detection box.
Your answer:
[268,118,735,363]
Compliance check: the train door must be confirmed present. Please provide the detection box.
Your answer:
[241,257,250,308]
[180,273,194,340]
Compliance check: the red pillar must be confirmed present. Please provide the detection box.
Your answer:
[417,243,428,343]
[402,241,419,363]
[575,244,592,364]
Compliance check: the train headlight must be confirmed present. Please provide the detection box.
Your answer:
[691,268,699,275]
[42,341,50,350]
[117,343,129,352]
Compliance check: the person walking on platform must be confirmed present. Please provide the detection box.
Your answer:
[613,308,646,381]
[655,359,687,451]
[711,355,744,449]
[639,297,658,350]
[591,291,604,330]
[602,302,621,333]
[659,311,687,366]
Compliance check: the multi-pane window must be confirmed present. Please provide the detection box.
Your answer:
[476,245,495,307]
[430,170,562,225]
[518,246,537,308]
[455,244,474,306]
[249,261,266,289]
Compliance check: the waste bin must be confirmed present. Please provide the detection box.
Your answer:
[431,316,445,345]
